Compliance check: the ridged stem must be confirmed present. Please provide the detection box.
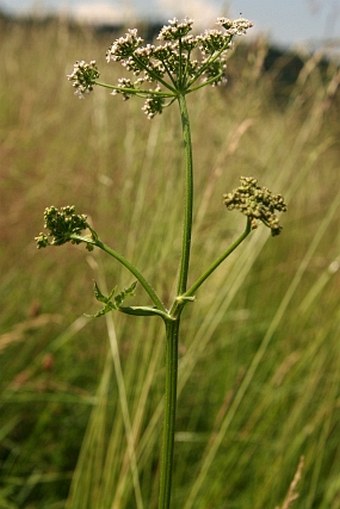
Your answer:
[177,93,194,296]
[158,318,180,509]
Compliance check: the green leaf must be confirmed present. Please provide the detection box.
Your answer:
[87,281,137,318]
[120,305,170,320]
[114,281,137,308]
[93,281,114,303]
[85,301,115,319]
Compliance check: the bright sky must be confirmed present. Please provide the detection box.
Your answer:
[1,0,339,50]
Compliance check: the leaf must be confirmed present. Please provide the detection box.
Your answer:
[87,281,137,318]
[93,281,113,303]
[120,305,170,319]
[114,281,137,308]
[85,301,115,319]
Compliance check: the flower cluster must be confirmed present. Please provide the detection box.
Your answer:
[68,17,253,117]
[67,60,100,97]
[157,17,194,41]
[35,206,90,248]
[224,177,287,236]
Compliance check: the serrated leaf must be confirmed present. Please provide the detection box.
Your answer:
[114,281,137,308]
[88,281,137,318]
[85,301,115,318]
[93,281,109,303]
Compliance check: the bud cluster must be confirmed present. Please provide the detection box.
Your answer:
[224,177,287,236]
[35,206,89,248]
[68,17,253,117]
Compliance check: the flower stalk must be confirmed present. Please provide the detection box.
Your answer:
[177,93,194,296]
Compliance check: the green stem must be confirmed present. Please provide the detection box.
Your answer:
[71,234,166,312]
[187,72,223,93]
[94,80,175,97]
[96,240,167,312]
[184,219,251,298]
[158,318,180,509]
[131,55,178,93]
[158,93,194,509]
[187,36,232,89]
[177,93,194,296]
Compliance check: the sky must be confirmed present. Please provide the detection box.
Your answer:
[0,0,339,52]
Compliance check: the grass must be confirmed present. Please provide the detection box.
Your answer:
[0,17,339,509]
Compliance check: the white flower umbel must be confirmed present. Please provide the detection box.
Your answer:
[67,17,253,115]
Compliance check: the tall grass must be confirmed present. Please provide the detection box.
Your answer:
[0,19,339,508]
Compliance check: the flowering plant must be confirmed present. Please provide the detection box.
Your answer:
[36,17,286,509]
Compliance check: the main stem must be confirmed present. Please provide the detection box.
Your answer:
[158,319,180,509]
[177,93,194,296]
[158,93,194,509]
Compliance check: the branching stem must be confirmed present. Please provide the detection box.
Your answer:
[71,234,166,312]
[185,219,251,298]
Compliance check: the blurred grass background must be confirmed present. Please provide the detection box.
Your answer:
[0,17,339,509]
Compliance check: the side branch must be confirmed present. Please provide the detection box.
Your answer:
[71,234,167,312]
[184,219,251,298]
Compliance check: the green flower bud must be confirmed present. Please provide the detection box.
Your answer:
[224,177,287,236]
[35,206,89,248]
